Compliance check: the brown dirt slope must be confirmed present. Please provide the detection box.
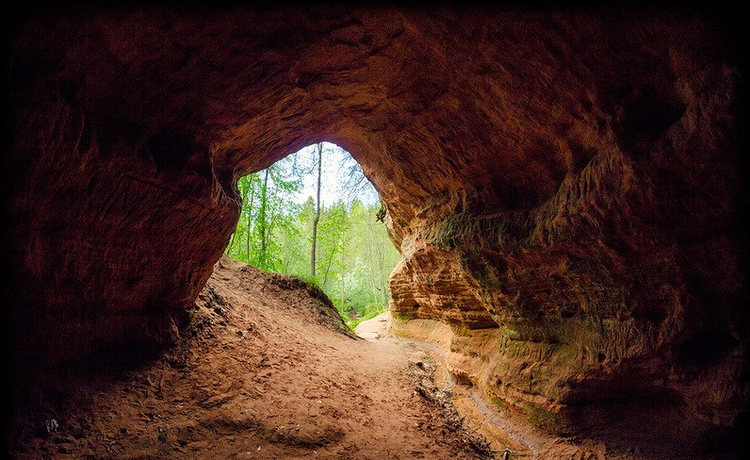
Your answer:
[9,256,493,460]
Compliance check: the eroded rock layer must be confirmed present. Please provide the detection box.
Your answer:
[8,6,746,450]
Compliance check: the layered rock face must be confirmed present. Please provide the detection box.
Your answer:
[8,6,746,448]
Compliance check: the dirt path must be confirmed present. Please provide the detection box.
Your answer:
[11,257,494,460]
[381,319,617,460]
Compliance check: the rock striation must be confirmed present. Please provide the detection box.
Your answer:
[8,6,746,453]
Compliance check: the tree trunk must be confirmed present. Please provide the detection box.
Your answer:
[340,269,345,311]
[322,241,338,286]
[368,235,380,307]
[259,169,269,266]
[246,177,256,262]
[311,143,323,277]
[339,228,348,310]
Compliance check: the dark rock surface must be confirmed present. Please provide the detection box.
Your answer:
[7,6,747,454]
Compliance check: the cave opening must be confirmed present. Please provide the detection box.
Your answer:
[224,141,400,329]
[7,7,747,459]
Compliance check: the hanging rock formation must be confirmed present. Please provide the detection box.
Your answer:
[7,6,746,454]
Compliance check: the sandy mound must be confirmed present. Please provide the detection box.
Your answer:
[9,256,492,459]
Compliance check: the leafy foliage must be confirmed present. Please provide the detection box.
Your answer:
[225,143,401,326]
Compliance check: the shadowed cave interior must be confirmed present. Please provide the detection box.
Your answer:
[5,5,749,459]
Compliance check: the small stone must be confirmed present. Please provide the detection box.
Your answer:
[46,419,59,434]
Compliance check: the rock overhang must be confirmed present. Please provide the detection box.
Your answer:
[7,6,747,448]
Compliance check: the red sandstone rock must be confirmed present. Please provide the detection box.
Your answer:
[7,6,746,453]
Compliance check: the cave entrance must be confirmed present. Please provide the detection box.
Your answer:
[224,142,400,328]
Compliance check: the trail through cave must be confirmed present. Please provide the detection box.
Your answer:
[10,257,497,460]
[11,257,687,460]
[7,7,746,460]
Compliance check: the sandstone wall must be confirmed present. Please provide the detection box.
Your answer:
[8,6,746,443]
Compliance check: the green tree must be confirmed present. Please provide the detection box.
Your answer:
[311,143,323,277]
[225,155,302,271]
[225,142,401,327]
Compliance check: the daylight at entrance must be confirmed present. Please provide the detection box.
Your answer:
[224,142,400,327]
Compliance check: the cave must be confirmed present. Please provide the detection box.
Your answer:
[5,5,748,459]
